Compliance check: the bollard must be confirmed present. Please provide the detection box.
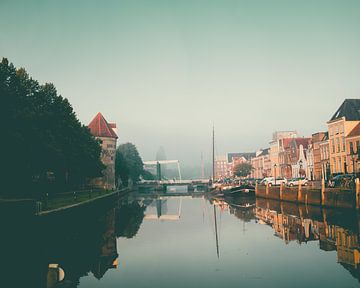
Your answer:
[321,178,325,206]
[356,178,360,209]
[297,181,302,202]
[280,182,283,200]
[266,182,269,197]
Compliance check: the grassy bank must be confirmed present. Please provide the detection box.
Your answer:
[42,189,113,211]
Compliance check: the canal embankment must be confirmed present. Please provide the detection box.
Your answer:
[255,179,360,209]
[0,188,130,218]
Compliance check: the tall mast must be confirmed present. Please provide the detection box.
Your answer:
[212,125,215,181]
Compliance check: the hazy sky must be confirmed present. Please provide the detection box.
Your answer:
[1,0,360,165]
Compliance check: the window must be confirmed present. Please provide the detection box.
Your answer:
[350,142,354,154]
[342,137,345,152]
[336,138,340,153]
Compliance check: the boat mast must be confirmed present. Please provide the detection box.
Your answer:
[212,125,215,181]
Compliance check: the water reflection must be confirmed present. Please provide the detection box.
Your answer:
[2,191,360,287]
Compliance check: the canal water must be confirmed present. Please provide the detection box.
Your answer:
[2,192,360,287]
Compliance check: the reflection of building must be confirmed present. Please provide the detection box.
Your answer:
[255,201,360,281]
[88,112,118,189]
[92,209,119,279]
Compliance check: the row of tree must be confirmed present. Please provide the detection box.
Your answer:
[1,58,105,196]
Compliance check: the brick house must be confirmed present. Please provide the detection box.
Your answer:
[88,112,118,189]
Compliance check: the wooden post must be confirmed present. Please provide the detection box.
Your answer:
[321,178,325,206]
[280,182,283,200]
[356,178,360,209]
[297,181,302,202]
[266,182,269,197]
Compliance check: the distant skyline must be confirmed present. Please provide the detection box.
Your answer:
[1,0,360,165]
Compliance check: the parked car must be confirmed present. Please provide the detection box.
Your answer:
[260,177,287,186]
[287,178,308,187]
[328,174,355,188]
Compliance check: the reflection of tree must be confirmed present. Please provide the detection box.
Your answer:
[116,201,146,238]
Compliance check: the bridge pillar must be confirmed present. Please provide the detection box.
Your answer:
[156,162,162,181]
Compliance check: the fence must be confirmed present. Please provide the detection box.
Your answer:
[255,178,360,209]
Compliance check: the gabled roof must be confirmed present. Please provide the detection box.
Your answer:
[88,112,118,139]
[227,152,255,163]
[330,99,360,122]
[348,122,360,138]
[282,138,310,149]
[258,148,270,157]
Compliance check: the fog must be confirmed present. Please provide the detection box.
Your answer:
[1,0,360,168]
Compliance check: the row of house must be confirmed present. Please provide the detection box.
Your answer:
[250,99,360,181]
[215,152,255,179]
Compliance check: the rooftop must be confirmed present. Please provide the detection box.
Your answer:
[330,99,360,122]
[88,112,118,139]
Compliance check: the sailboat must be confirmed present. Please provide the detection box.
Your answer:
[210,126,255,197]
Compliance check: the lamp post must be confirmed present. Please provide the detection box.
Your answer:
[299,160,303,178]
[274,164,277,186]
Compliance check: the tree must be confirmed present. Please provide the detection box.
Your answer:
[1,58,104,196]
[233,163,254,178]
[115,143,144,186]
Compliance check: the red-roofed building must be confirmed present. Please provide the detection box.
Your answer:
[278,137,311,179]
[88,113,118,189]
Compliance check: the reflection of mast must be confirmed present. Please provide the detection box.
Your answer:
[214,205,219,258]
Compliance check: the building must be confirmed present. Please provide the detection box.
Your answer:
[251,148,271,179]
[319,133,330,180]
[327,99,360,174]
[346,123,360,174]
[88,112,118,189]
[309,132,328,181]
[214,155,230,178]
[227,152,255,176]
[278,137,310,179]
[269,131,298,177]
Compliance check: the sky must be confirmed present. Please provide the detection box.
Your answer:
[1,0,360,166]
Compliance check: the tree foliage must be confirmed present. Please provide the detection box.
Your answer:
[1,58,104,196]
[115,143,144,186]
[233,162,254,178]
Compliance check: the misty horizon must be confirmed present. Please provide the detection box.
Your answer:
[1,1,359,166]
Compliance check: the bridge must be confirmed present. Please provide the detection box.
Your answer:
[137,179,210,193]
[143,160,182,181]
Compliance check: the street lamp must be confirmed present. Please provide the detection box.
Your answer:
[274,164,277,186]
[299,160,303,178]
